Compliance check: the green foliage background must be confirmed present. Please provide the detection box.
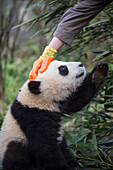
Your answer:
[0,0,113,169]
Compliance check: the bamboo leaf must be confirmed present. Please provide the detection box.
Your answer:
[25,3,39,11]
[12,17,37,29]
[92,130,98,151]
[85,19,109,28]
[64,131,75,145]
[93,50,111,62]
[76,44,86,60]
[31,24,53,38]
[108,85,113,91]
[26,18,39,32]
[89,49,105,53]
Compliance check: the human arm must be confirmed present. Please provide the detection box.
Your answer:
[29,0,112,81]
[54,0,112,45]
[49,0,112,47]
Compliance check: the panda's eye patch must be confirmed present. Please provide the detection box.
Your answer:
[58,65,69,76]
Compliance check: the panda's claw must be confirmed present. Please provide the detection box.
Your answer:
[97,62,108,70]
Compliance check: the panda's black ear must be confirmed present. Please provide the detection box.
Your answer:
[28,81,41,95]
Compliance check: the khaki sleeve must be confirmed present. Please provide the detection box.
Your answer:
[54,0,112,45]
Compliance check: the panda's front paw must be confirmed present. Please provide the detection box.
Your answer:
[91,62,108,89]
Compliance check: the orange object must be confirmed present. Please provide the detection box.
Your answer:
[29,46,57,81]
[29,56,54,81]
[40,56,54,73]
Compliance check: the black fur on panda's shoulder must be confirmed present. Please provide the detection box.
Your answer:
[11,98,62,142]
[10,99,73,170]
[10,99,79,170]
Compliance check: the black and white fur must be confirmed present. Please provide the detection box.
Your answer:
[0,60,108,170]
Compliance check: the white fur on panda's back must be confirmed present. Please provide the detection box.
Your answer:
[0,109,27,159]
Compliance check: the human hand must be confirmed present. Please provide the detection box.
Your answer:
[29,46,57,81]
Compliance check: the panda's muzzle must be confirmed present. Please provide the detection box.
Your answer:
[76,72,84,78]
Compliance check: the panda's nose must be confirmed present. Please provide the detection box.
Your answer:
[79,63,83,67]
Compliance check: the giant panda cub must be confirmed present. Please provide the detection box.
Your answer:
[0,60,108,170]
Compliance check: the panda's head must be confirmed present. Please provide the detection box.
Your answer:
[17,60,86,112]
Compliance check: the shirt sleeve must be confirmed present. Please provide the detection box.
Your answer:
[54,0,112,45]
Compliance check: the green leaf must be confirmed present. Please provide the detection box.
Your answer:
[93,50,112,62]
[92,130,98,151]
[64,131,75,145]
[25,3,39,11]
[104,101,113,105]
[26,18,39,32]
[85,19,109,28]
[89,49,105,53]
[76,44,86,60]
[108,85,113,91]
[31,24,53,38]
[12,18,37,29]
[98,139,113,148]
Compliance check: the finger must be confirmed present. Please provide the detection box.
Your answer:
[33,59,43,74]
[31,59,43,80]
[40,56,54,73]
[29,68,37,81]
[29,69,34,81]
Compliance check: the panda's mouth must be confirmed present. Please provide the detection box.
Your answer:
[76,72,84,78]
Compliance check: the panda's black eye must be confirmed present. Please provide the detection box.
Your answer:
[58,65,69,76]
